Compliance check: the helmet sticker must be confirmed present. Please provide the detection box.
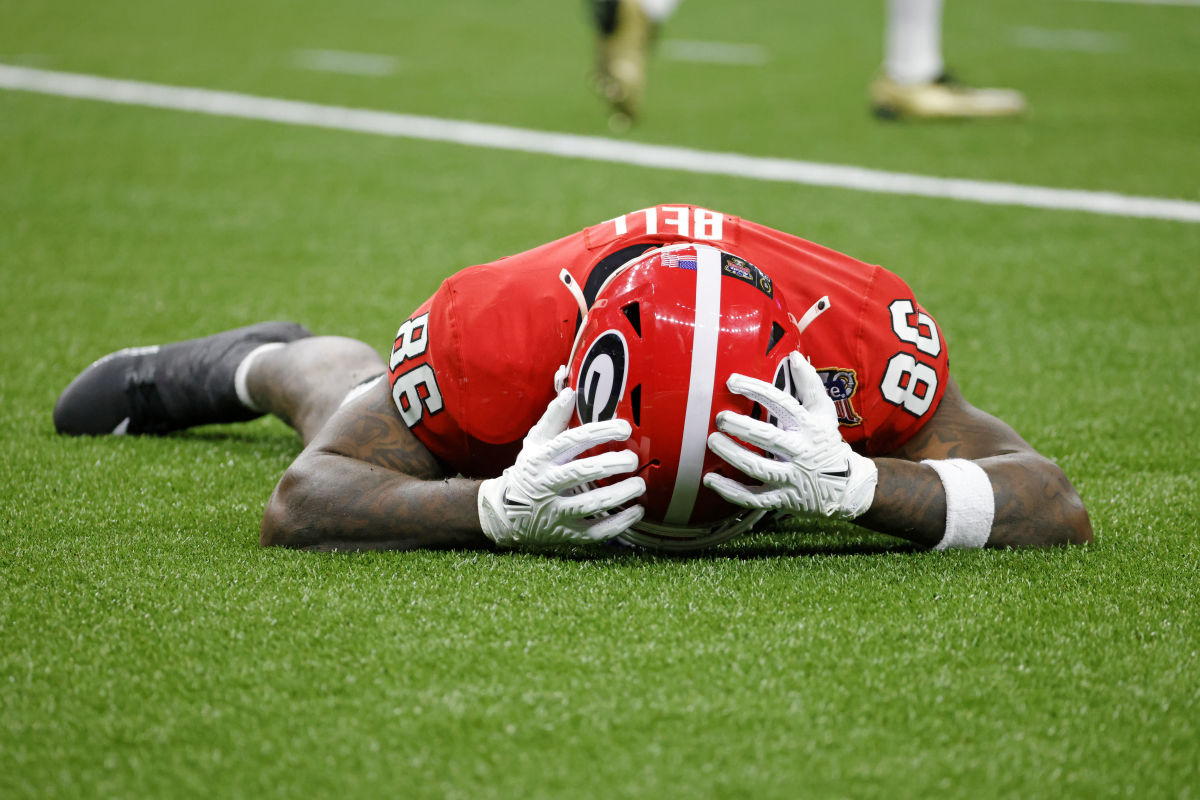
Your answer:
[576,330,629,424]
[721,254,774,298]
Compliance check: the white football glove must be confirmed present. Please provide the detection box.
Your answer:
[703,352,878,521]
[477,388,646,546]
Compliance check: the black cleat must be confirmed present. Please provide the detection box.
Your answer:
[53,321,313,435]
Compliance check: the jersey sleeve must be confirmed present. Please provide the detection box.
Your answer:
[385,290,476,471]
[385,261,574,479]
[849,267,951,455]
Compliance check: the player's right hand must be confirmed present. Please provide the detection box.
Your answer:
[477,388,646,546]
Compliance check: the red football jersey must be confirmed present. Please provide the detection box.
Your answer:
[388,205,950,477]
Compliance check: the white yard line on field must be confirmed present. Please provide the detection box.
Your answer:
[291,49,398,77]
[1010,27,1126,52]
[2,64,1199,224]
[660,39,769,66]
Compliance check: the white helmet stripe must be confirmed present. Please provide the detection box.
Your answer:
[664,246,723,525]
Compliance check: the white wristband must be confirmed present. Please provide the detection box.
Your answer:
[922,459,994,550]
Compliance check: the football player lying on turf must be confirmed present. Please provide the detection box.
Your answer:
[54,205,1092,552]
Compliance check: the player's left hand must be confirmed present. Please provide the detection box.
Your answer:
[703,352,878,520]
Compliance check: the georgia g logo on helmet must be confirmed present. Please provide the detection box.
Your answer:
[576,330,629,424]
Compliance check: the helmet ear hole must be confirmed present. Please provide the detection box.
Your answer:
[621,303,642,337]
[635,458,661,479]
[766,321,787,354]
[630,384,642,426]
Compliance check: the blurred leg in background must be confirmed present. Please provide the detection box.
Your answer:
[871,0,1026,119]
[590,0,681,130]
[588,0,1026,128]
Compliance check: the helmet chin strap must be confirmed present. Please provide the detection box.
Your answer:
[559,269,590,319]
[790,295,832,337]
[558,269,593,392]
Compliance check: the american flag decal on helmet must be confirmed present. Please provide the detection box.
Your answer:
[662,251,697,270]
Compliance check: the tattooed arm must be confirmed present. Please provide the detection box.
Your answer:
[259,378,489,551]
[855,377,1093,547]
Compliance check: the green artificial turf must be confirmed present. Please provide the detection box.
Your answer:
[2,1,1198,797]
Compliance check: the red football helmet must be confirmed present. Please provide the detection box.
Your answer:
[565,243,802,551]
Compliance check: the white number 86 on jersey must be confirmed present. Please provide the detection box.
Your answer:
[390,312,444,426]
